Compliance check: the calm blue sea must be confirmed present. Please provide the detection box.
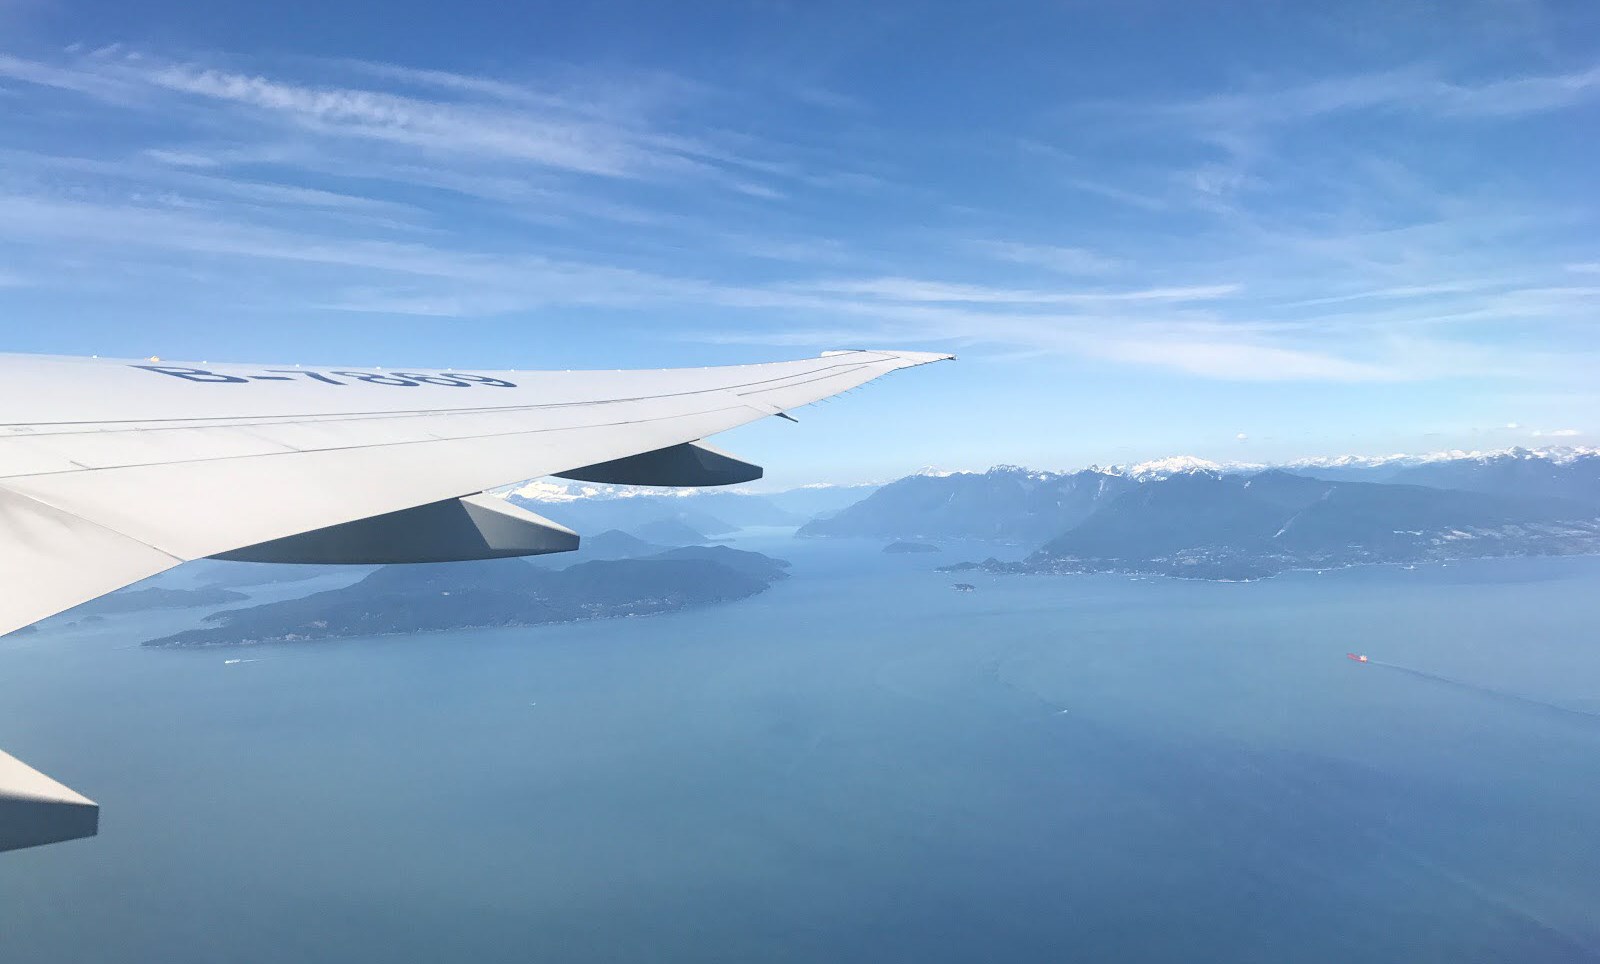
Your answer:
[3,535,1599,963]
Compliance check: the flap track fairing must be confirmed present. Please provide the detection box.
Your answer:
[555,441,761,487]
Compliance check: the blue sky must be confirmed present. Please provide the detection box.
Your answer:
[0,0,1596,485]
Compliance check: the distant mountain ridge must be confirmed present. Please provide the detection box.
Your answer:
[503,479,877,526]
[894,446,1598,484]
[801,448,1600,546]
[804,452,1600,581]
[508,493,740,540]
[1020,470,1600,579]
[1381,450,1600,506]
[798,465,1138,542]
[1287,445,1598,470]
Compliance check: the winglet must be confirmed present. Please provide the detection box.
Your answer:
[821,349,956,367]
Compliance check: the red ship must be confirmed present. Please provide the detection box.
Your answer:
[1346,653,1369,663]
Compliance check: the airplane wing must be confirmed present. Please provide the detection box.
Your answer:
[0,348,951,852]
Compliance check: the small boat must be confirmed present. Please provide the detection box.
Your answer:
[1345,653,1368,663]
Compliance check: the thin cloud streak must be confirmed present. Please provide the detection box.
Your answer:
[1149,62,1600,128]
[971,240,1124,275]
[0,183,1578,385]
[796,277,1240,305]
[0,50,775,185]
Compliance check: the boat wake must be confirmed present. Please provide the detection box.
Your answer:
[1365,659,1600,721]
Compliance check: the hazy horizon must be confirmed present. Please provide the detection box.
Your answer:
[505,442,1600,494]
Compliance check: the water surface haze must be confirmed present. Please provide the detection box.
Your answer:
[3,536,1598,963]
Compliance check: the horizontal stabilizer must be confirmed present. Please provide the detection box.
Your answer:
[0,750,98,853]
[555,441,761,487]
[213,494,579,565]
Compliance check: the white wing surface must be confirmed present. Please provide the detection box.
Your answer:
[0,348,950,850]
[0,349,949,634]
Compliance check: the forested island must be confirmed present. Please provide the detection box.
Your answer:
[145,546,790,647]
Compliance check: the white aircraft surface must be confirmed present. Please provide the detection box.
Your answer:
[0,348,951,853]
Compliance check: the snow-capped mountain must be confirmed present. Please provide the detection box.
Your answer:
[496,446,1599,549]
[797,464,1138,542]
[857,457,1256,486]
[1387,448,1600,506]
[503,478,741,502]
[1025,468,1600,580]
[500,479,635,503]
[503,476,877,505]
[1118,455,1266,480]
[1285,447,1600,505]
[799,447,1600,548]
[1287,445,1599,471]
[499,476,880,531]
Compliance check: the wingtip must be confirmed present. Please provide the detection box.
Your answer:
[821,349,956,366]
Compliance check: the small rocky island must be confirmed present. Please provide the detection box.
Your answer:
[883,541,940,554]
[144,546,790,648]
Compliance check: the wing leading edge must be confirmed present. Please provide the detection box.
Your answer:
[0,348,951,852]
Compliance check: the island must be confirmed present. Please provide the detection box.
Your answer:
[72,585,250,616]
[143,546,791,648]
[883,541,940,554]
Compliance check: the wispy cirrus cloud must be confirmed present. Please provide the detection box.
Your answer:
[692,307,1409,383]
[793,277,1239,305]
[1047,57,1600,223]
[141,66,721,179]
[0,41,1596,395]
[0,51,743,181]
[970,240,1124,275]
[1148,62,1600,129]
[1,152,1579,386]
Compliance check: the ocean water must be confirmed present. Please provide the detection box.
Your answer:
[3,536,1600,963]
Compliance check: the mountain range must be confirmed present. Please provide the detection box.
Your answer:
[505,479,877,530]
[806,450,1599,540]
[1022,470,1600,579]
[798,465,1137,542]
[513,494,741,540]
[121,448,1600,629]
[1355,450,1599,505]
[801,451,1600,580]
